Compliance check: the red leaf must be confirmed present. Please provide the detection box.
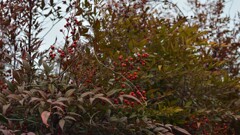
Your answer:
[41,111,51,127]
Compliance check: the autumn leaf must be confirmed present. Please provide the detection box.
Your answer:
[41,111,51,127]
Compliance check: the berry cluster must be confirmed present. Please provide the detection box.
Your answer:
[49,15,80,60]
[185,115,230,135]
[0,80,8,92]
[111,52,149,107]
[62,17,80,37]
[47,12,150,109]
[49,41,78,60]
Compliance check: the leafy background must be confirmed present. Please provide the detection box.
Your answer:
[0,0,240,135]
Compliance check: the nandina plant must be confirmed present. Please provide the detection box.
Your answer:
[1,0,240,135]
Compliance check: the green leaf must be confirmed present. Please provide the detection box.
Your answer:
[52,101,67,107]
[0,96,7,105]
[37,90,47,100]
[97,97,115,107]
[7,94,21,101]
[106,89,121,97]
[30,97,43,103]
[75,8,83,16]
[185,101,192,107]
[48,84,55,94]
[43,61,53,75]
[119,116,127,123]
[50,0,54,6]
[22,60,31,71]
[0,113,8,123]
[57,97,69,102]
[119,95,142,104]
[41,0,45,9]
[68,112,82,118]
[94,19,100,30]
[65,89,75,97]
[19,99,24,106]
[81,27,89,34]
[80,91,94,98]
[172,126,191,135]
[158,65,163,71]
[64,116,76,121]
[93,93,104,99]
[2,104,10,115]
[52,106,65,113]
[12,70,21,84]
[77,104,86,113]
[90,93,104,104]
[7,81,16,92]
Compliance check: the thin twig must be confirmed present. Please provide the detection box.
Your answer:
[40,13,69,41]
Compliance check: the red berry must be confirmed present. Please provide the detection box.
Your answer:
[113,99,119,104]
[129,92,134,96]
[145,53,149,57]
[113,62,118,66]
[142,53,149,57]
[71,43,77,48]
[50,54,55,59]
[137,91,141,96]
[121,84,126,88]
[137,53,141,57]
[124,99,130,105]
[131,102,135,107]
[118,55,123,60]
[121,63,126,67]
[50,45,55,50]
[119,91,125,95]
[142,96,147,100]
[60,52,65,57]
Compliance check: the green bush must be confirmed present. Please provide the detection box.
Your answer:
[1,0,240,134]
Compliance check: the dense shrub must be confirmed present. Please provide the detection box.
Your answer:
[0,0,240,134]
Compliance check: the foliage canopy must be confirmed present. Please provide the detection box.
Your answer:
[0,0,240,134]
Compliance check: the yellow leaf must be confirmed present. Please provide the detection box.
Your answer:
[158,65,163,71]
